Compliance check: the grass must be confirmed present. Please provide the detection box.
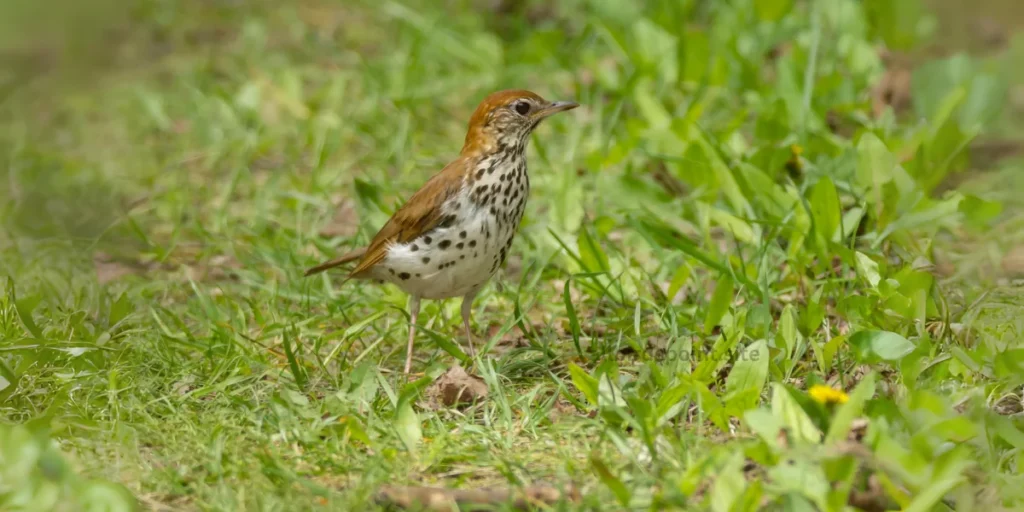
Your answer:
[2,0,1024,510]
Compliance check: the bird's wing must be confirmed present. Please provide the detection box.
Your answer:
[346,157,470,278]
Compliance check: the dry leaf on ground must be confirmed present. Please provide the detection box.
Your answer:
[424,365,489,408]
[872,49,912,118]
[374,483,579,511]
[847,474,891,512]
[94,251,151,284]
[1001,245,1024,277]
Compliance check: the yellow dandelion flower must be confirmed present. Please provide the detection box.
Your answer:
[785,144,805,175]
[809,384,848,405]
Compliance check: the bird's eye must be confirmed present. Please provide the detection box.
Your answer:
[513,101,531,115]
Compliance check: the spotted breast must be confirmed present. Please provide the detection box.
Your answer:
[370,141,528,300]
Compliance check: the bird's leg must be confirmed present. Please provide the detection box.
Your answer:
[460,290,479,362]
[404,295,421,376]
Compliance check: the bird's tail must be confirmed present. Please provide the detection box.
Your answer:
[303,247,367,277]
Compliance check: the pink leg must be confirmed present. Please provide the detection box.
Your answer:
[461,291,478,360]
[404,296,421,375]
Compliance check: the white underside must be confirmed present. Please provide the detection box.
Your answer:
[366,146,528,300]
[369,206,509,300]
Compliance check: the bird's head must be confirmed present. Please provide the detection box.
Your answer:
[461,89,578,156]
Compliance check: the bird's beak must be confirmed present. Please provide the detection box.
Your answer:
[533,100,580,120]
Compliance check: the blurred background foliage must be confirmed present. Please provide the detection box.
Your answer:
[2,0,1024,510]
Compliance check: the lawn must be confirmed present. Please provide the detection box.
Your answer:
[2,0,1024,510]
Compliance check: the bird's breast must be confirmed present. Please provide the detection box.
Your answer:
[371,155,530,299]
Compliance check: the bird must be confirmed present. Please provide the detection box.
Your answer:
[305,89,579,375]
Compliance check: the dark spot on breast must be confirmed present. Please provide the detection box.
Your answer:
[474,251,479,257]
[490,207,496,215]
[459,230,467,239]
[410,244,419,252]
[439,240,451,249]
[460,255,465,260]
[423,236,432,245]
[469,240,477,248]
[439,215,456,228]
[456,242,464,249]
[416,273,421,278]
[389,268,395,275]
[422,257,430,264]
[476,169,485,179]
[398,272,410,280]
[499,173,506,182]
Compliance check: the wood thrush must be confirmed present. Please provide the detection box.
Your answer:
[305,89,578,374]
